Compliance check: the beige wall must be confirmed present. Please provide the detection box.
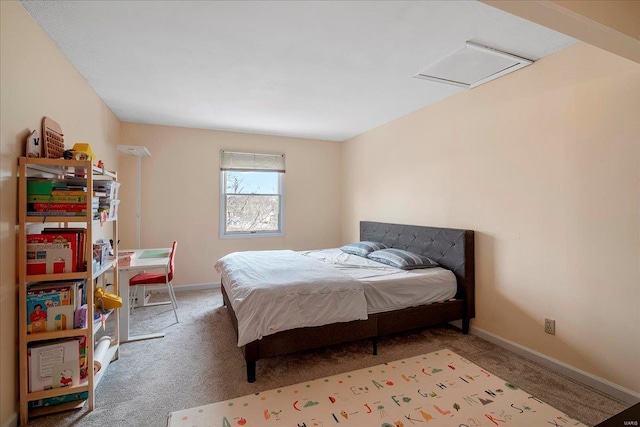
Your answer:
[341,42,640,391]
[553,0,640,40]
[0,1,120,424]
[0,3,342,420]
[118,122,342,286]
[2,0,638,423]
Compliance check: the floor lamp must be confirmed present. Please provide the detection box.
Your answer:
[117,145,151,249]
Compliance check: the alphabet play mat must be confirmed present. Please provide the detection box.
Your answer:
[168,349,585,427]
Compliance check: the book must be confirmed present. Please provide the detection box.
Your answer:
[117,251,137,267]
[63,177,88,187]
[27,212,89,217]
[78,335,88,380]
[27,195,89,203]
[93,241,109,268]
[51,189,107,197]
[28,284,73,305]
[26,179,65,195]
[47,305,74,332]
[26,233,78,274]
[28,339,80,392]
[30,203,90,212]
[28,280,82,303]
[25,292,56,333]
[29,391,88,409]
[52,360,79,388]
[26,281,80,333]
[26,244,73,274]
[43,228,87,272]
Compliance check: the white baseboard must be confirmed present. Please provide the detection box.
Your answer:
[471,325,640,405]
[1,413,17,427]
[173,282,219,291]
[146,282,219,294]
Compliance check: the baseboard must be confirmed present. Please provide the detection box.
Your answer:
[147,282,220,294]
[173,282,220,291]
[1,413,17,427]
[471,326,640,405]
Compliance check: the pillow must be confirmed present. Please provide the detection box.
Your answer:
[340,241,387,257]
[367,248,439,270]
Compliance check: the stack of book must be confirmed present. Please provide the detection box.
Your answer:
[93,180,120,220]
[26,178,99,217]
[117,250,137,267]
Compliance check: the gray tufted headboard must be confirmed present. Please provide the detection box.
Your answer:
[360,221,475,319]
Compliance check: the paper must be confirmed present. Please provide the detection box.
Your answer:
[38,347,64,380]
[29,339,80,392]
[139,249,170,259]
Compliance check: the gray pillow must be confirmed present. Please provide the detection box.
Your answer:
[367,248,438,270]
[340,241,387,257]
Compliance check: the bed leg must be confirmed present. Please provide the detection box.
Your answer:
[372,338,378,356]
[247,361,256,383]
[462,318,470,335]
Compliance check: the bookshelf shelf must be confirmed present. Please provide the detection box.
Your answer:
[26,272,89,282]
[17,157,120,426]
[93,309,114,337]
[29,399,87,418]
[26,328,88,343]
[26,215,91,223]
[26,382,90,402]
[92,259,116,280]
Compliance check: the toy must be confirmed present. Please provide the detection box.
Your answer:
[74,304,87,328]
[26,129,42,157]
[71,142,95,160]
[42,117,65,158]
[94,287,122,310]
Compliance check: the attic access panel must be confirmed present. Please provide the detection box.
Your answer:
[414,42,533,89]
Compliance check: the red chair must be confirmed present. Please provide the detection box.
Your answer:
[129,241,179,323]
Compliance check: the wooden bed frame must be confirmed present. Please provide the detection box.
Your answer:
[221,221,475,382]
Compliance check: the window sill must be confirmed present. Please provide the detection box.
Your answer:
[219,231,284,240]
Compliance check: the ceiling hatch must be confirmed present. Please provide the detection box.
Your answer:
[414,41,533,89]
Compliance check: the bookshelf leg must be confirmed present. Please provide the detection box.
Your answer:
[20,403,28,427]
[247,361,256,383]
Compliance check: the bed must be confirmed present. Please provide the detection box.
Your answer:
[217,221,475,382]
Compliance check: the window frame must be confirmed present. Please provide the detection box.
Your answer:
[219,170,285,239]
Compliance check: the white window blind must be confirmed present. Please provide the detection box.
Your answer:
[220,151,285,173]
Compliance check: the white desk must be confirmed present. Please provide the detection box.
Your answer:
[118,248,170,343]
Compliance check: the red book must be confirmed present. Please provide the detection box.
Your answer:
[43,228,87,272]
[31,203,88,212]
[26,234,78,274]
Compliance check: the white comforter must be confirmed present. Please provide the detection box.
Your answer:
[215,250,368,347]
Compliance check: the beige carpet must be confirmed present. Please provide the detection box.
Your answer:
[27,289,629,427]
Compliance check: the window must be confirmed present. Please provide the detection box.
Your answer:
[219,151,285,238]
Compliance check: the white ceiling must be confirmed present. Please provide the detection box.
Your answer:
[21,1,575,142]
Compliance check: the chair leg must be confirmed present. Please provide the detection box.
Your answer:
[169,282,178,308]
[129,287,136,315]
[167,281,179,323]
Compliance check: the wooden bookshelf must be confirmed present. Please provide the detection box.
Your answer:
[17,157,120,425]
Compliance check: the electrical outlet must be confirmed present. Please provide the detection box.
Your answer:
[545,318,556,335]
